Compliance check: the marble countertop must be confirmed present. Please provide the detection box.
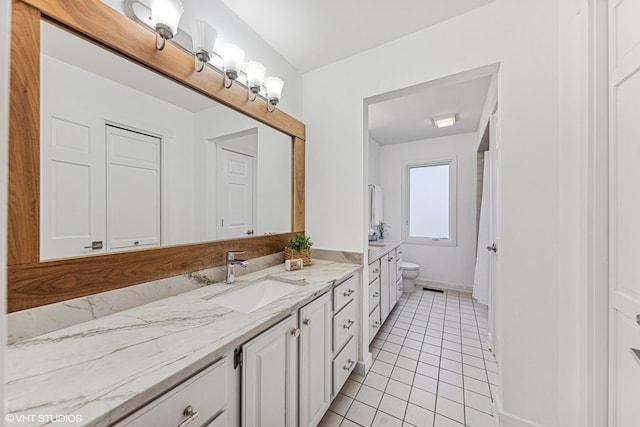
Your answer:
[367,240,403,263]
[5,260,361,427]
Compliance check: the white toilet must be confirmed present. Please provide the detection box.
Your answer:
[400,262,420,292]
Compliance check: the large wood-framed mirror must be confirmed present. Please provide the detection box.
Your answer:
[8,0,306,312]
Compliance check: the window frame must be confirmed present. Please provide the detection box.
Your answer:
[402,157,457,247]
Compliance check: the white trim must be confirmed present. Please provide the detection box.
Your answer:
[414,279,472,294]
[402,157,458,247]
[498,409,545,427]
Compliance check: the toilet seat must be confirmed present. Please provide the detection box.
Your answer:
[401,262,419,271]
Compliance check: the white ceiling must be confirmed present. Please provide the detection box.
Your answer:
[219,0,496,72]
[368,75,492,145]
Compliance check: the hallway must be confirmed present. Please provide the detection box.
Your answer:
[320,290,498,427]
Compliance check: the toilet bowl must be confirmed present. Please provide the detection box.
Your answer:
[400,262,420,292]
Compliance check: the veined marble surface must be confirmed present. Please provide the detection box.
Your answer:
[7,252,285,343]
[6,259,361,427]
[367,240,403,263]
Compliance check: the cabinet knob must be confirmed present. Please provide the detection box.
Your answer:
[373,268,379,274]
[290,328,301,337]
[373,321,380,329]
[343,320,355,330]
[388,257,394,261]
[177,405,199,427]
[303,318,311,326]
[343,359,355,371]
[343,289,355,297]
[373,292,379,297]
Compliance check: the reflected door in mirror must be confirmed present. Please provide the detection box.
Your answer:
[217,147,254,239]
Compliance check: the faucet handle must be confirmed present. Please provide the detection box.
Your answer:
[227,251,246,261]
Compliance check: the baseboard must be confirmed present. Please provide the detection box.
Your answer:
[498,409,545,427]
[415,279,473,294]
[355,352,373,376]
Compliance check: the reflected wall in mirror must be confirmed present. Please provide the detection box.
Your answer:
[40,21,291,260]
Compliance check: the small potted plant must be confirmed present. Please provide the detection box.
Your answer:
[377,221,390,239]
[285,233,313,266]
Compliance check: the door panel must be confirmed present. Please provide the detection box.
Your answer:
[609,1,640,425]
[299,293,331,427]
[242,315,298,427]
[106,125,161,251]
[217,147,254,239]
[41,113,105,259]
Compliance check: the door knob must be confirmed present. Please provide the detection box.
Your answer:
[487,243,497,253]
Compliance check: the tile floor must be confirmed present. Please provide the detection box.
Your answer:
[319,289,499,427]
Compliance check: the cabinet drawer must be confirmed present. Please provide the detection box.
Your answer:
[334,299,357,352]
[396,278,403,299]
[205,411,227,427]
[368,261,380,283]
[369,305,381,344]
[334,275,358,313]
[115,357,228,427]
[333,335,357,396]
[368,278,380,315]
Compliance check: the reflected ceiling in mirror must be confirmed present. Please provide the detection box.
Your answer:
[40,21,292,260]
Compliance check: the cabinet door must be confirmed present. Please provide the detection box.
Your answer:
[299,293,332,427]
[242,314,298,427]
[380,254,390,322]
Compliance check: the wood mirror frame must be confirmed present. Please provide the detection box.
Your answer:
[8,0,306,312]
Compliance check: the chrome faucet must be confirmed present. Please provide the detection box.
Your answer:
[226,251,249,284]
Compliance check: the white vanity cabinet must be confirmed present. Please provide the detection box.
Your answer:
[242,314,299,427]
[332,274,359,395]
[114,353,239,427]
[368,245,403,344]
[242,292,333,427]
[299,293,332,427]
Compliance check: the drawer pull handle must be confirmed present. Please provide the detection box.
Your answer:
[343,289,355,297]
[303,318,312,326]
[389,257,394,261]
[373,292,379,297]
[290,328,301,337]
[373,268,379,274]
[178,406,199,427]
[343,359,355,371]
[343,320,355,330]
[372,322,380,329]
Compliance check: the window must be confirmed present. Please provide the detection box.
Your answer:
[405,159,456,246]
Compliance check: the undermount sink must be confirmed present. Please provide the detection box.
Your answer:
[204,278,300,313]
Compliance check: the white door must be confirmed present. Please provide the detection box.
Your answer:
[488,102,502,366]
[106,125,161,251]
[242,314,298,427]
[217,147,254,239]
[299,293,332,427]
[40,111,105,259]
[608,1,640,425]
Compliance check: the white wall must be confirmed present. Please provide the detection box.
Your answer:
[303,1,562,425]
[380,133,477,290]
[100,0,302,118]
[1,0,10,418]
[42,55,196,245]
[368,136,381,186]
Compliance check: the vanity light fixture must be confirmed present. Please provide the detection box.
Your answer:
[265,77,284,112]
[244,61,266,101]
[192,19,217,72]
[220,42,245,88]
[433,114,457,128]
[149,0,184,51]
